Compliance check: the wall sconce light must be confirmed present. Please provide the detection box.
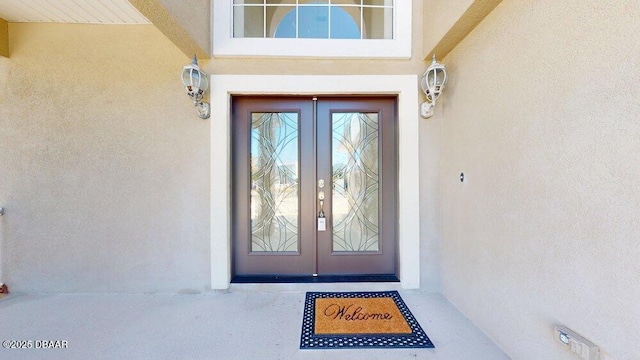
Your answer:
[420,55,447,118]
[182,55,210,119]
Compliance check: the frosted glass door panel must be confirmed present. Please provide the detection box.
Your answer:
[332,113,379,252]
[250,112,299,252]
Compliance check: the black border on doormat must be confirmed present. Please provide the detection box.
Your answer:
[300,291,435,349]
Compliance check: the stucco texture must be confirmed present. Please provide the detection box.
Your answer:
[437,1,640,358]
[0,24,210,293]
[207,0,425,75]
[159,0,210,54]
[422,0,474,58]
[0,0,445,294]
[204,0,443,292]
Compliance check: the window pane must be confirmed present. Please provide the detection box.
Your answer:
[298,5,329,38]
[234,6,264,38]
[269,6,297,38]
[251,113,299,253]
[363,0,389,6]
[233,2,394,40]
[332,113,380,252]
[363,6,393,39]
[330,6,360,39]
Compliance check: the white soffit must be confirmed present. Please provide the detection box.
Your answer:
[0,0,150,24]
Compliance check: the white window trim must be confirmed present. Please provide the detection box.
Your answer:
[210,75,421,289]
[212,1,412,59]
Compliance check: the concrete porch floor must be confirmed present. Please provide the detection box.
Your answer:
[0,286,509,360]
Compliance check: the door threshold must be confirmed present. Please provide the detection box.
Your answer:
[231,274,399,284]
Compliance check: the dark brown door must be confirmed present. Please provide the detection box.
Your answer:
[232,96,396,277]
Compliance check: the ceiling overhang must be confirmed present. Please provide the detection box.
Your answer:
[0,0,149,24]
[0,0,210,60]
[0,18,7,58]
[129,0,210,59]
[424,0,502,60]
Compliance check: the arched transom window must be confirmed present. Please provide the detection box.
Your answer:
[233,0,394,39]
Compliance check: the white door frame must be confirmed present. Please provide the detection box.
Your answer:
[210,75,421,289]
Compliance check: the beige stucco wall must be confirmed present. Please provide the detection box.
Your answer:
[207,0,425,75]
[205,0,444,291]
[0,23,210,293]
[422,0,474,58]
[0,52,7,283]
[0,18,8,58]
[0,0,444,293]
[159,0,210,55]
[437,1,640,358]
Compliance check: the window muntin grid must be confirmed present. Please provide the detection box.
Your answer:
[232,0,394,40]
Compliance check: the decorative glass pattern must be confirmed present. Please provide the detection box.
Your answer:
[332,112,379,252]
[251,112,299,252]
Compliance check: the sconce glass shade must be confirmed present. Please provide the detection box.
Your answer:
[182,55,210,119]
[182,55,209,103]
[420,55,447,118]
[421,55,447,103]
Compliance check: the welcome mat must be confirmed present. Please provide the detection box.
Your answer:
[300,291,434,349]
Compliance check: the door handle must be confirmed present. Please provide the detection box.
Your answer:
[318,191,325,218]
[318,178,326,217]
[318,191,326,231]
[318,179,327,231]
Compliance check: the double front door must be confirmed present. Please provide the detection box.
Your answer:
[232,97,397,277]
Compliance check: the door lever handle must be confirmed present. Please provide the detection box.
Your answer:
[317,191,326,231]
[318,191,325,218]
